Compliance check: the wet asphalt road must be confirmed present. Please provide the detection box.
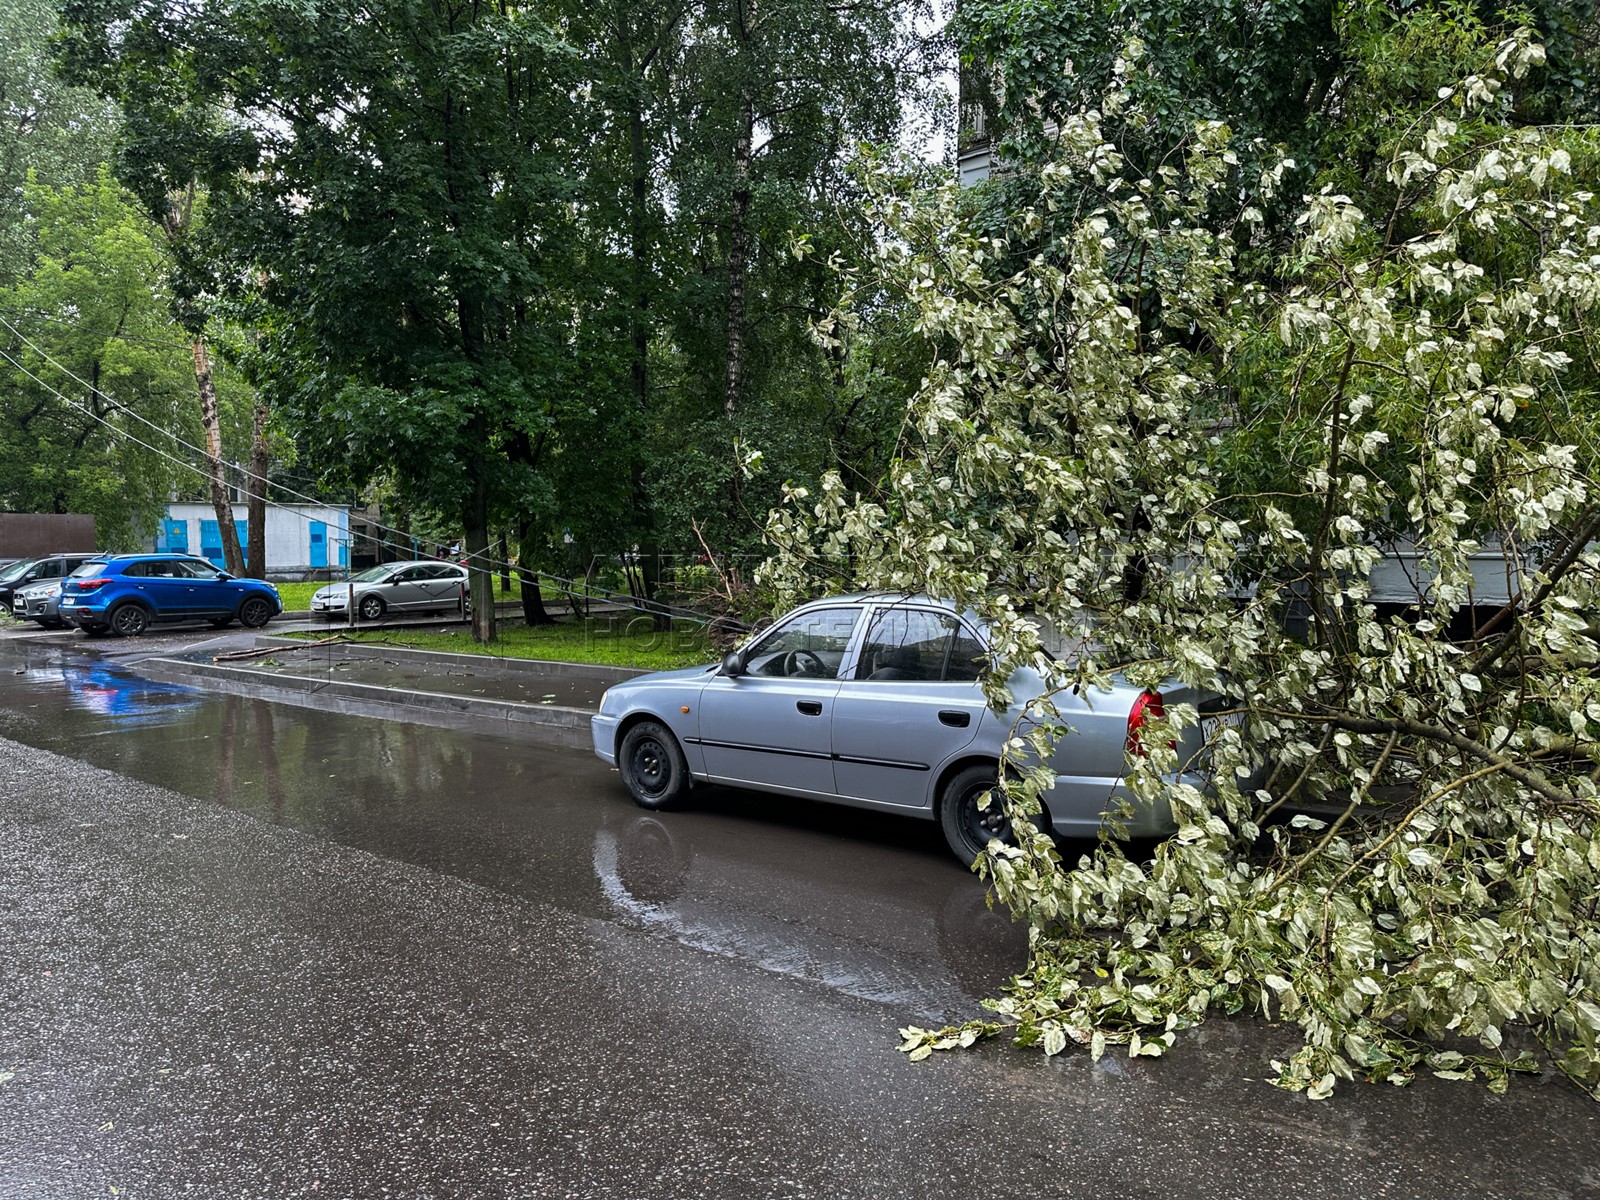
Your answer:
[0,630,1597,1198]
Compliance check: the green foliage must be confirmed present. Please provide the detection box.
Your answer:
[59,0,634,633]
[955,0,1342,168]
[0,170,204,545]
[768,31,1600,1099]
[55,0,931,606]
[0,0,117,284]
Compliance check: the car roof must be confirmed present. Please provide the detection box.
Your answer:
[789,592,981,620]
[90,553,209,563]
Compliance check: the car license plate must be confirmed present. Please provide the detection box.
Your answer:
[1200,711,1245,742]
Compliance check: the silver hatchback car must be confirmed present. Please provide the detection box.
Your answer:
[310,560,469,621]
[592,594,1222,863]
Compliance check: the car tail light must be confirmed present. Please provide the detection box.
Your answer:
[1126,689,1166,757]
[71,578,111,592]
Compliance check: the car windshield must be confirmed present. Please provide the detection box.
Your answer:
[344,565,396,583]
[0,558,40,583]
[68,561,110,578]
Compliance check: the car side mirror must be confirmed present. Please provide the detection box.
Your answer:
[216,572,233,581]
[721,651,746,677]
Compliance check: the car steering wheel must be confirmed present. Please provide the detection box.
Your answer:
[781,648,827,678]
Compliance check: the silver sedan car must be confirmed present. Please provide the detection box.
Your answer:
[592,594,1223,863]
[310,561,469,621]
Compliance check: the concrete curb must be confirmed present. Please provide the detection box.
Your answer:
[137,654,602,749]
[246,634,651,684]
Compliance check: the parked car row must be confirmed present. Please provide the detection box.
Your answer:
[4,554,479,636]
[0,553,284,637]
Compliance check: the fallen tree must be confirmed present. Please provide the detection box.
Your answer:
[765,32,1600,1098]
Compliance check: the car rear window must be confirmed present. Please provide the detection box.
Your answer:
[1020,614,1096,662]
[69,561,110,578]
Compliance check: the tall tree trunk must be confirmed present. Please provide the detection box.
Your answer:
[622,21,668,629]
[463,404,495,642]
[724,84,753,417]
[246,399,269,578]
[193,336,245,577]
[515,516,555,625]
[465,475,495,644]
[624,22,651,419]
[517,567,554,625]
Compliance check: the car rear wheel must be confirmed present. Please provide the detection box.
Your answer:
[239,597,274,628]
[109,603,150,638]
[618,720,691,810]
[358,594,386,621]
[939,764,1011,865]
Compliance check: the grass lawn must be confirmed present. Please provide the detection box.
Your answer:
[286,616,715,672]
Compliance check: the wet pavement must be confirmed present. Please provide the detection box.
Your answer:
[0,631,1597,1198]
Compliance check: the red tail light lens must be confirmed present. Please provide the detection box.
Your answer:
[1126,689,1166,756]
[72,578,112,592]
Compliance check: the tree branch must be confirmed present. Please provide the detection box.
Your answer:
[1266,708,1582,811]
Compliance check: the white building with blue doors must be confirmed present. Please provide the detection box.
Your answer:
[155,502,351,576]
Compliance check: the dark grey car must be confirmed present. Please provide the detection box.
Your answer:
[0,553,99,612]
[592,595,1223,863]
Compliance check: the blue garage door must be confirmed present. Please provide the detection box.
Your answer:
[309,521,328,568]
[155,519,188,553]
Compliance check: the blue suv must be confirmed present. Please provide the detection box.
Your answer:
[59,554,283,637]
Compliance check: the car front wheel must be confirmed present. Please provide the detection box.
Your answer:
[239,597,274,628]
[109,603,150,638]
[358,594,386,621]
[939,764,1011,865]
[618,720,691,810]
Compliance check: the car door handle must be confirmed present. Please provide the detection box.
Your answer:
[938,710,971,728]
[796,700,823,716]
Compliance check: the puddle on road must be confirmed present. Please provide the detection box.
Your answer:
[15,655,203,728]
[0,639,1025,1019]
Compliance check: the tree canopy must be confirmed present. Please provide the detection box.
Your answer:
[0,170,241,545]
[53,0,937,626]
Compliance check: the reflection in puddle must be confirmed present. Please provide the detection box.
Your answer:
[54,659,201,726]
[594,814,1023,1019]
